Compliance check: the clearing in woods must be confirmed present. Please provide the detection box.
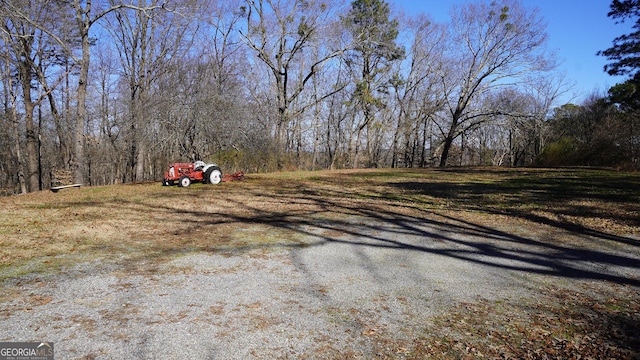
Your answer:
[0,167,639,358]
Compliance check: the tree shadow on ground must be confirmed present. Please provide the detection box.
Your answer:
[133,180,640,355]
[388,170,640,247]
[132,178,640,288]
[47,172,640,356]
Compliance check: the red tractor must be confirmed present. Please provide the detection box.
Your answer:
[162,161,222,187]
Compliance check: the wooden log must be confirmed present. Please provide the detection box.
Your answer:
[50,183,82,192]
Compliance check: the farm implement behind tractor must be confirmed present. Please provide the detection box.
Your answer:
[162,161,244,187]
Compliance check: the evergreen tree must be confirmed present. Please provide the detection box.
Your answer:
[343,0,404,166]
[599,0,640,78]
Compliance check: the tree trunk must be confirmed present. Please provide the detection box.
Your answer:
[136,142,145,181]
[47,90,71,170]
[43,60,71,170]
[73,62,87,184]
[439,124,457,167]
[440,111,462,167]
[72,2,91,185]
[420,117,429,167]
[19,62,40,192]
[2,44,26,193]
[9,105,27,194]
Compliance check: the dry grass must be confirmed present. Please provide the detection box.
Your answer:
[1,167,638,278]
[1,167,639,358]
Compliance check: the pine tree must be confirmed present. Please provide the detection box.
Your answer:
[599,0,640,78]
[343,0,404,166]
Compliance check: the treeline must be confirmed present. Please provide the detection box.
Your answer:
[1,0,637,194]
[540,94,640,169]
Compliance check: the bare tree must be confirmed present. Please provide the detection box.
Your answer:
[102,0,198,182]
[90,45,125,184]
[1,31,27,193]
[1,0,168,186]
[1,13,39,191]
[436,0,553,166]
[1,0,72,191]
[239,0,346,168]
[391,14,447,168]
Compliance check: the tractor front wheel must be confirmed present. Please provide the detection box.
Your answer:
[179,176,192,187]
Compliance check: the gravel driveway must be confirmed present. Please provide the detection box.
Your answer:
[2,213,639,359]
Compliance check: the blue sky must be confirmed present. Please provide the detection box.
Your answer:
[390,0,633,104]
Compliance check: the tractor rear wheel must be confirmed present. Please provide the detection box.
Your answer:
[179,176,191,187]
[204,167,222,185]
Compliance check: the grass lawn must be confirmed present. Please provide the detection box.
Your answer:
[1,167,639,358]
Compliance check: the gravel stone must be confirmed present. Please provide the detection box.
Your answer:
[2,216,638,359]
